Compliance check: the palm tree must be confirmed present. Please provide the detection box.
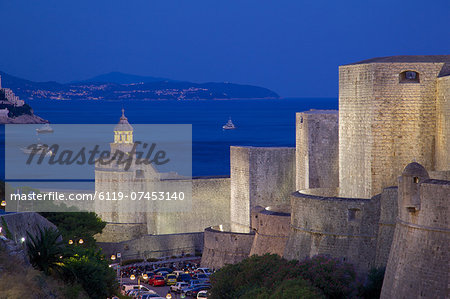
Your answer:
[26,227,65,275]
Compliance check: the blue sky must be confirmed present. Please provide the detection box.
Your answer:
[0,0,449,97]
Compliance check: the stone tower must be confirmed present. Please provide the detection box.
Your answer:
[339,55,450,198]
[295,110,339,191]
[95,110,159,241]
[381,163,450,298]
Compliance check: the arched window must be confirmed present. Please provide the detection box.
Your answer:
[399,71,420,83]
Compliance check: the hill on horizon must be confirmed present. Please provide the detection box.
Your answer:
[0,71,280,101]
[74,71,175,84]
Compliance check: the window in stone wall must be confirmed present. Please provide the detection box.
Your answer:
[348,208,360,221]
[399,71,420,83]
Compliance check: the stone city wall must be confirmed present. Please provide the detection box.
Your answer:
[381,179,450,299]
[436,75,450,171]
[98,232,204,261]
[250,207,290,256]
[284,188,379,274]
[230,146,295,232]
[374,186,398,267]
[339,62,446,198]
[153,177,231,235]
[201,226,255,269]
[296,110,339,191]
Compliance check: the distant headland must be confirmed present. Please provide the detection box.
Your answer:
[0,75,47,123]
[0,71,280,101]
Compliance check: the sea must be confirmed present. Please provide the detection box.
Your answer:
[24,98,337,177]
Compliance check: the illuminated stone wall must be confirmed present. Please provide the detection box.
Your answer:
[153,177,231,235]
[249,207,290,256]
[381,165,450,299]
[283,188,379,274]
[95,176,230,242]
[296,110,339,191]
[339,62,446,198]
[230,146,295,232]
[436,75,450,171]
[201,226,255,269]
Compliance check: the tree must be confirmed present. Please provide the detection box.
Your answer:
[40,212,106,247]
[26,227,65,275]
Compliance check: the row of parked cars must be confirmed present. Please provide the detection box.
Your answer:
[122,267,212,298]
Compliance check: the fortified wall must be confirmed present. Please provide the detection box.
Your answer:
[339,56,450,198]
[95,176,230,242]
[283,187,397,274]
[436,75,450,171]
[296,110,339,190]
[230,146,295,232]
[381,163,450,299]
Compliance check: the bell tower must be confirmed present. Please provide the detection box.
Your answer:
[110,109,134,154]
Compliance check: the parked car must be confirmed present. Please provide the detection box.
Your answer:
[197,290,208,298]
[129,289,148,298]
[173,270,185,277]
[196,268,211,275]
[193,273,210,282]
[170,282,189,293]
[152,275,165,286]
[177,273,192,282]
[182,284,210,295]
[122,284,150,294]
[156,271,169,278]
[165,274,177,285]
[189,279,207,287]
[186,285,211,297]
[143,272,155,281]
[153,267,173,274]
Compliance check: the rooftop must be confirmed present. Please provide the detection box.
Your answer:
[345,55,450,77]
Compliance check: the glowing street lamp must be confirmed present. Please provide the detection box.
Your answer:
[142,274,148,280]
[78,238,84,244]
[68,239,74,245]
[130,274,136,280]
[1,201,6,207]
[111,254,116,261]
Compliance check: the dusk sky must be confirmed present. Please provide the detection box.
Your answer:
[0,0,449,97]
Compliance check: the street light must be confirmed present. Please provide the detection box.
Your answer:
[68,239,74,245]
[130,274,136,280]
[142,274,148,280]
[78,238,84,244]
[111,254,116,261]
[1,201,6,207]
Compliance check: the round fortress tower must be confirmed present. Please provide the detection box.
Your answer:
[339,55,450,198]
[283,188,379,274]
[381,163,450,298]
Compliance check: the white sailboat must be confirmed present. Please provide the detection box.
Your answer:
[222,117,236,130]
[36,123,54,133]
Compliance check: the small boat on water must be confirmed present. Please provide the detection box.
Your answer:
[36,123,54,133]
[222,117,236,130]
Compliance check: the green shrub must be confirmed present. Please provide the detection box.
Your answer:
[297,255,357,299]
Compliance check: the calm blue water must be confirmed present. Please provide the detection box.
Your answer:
[28,98,337,176]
